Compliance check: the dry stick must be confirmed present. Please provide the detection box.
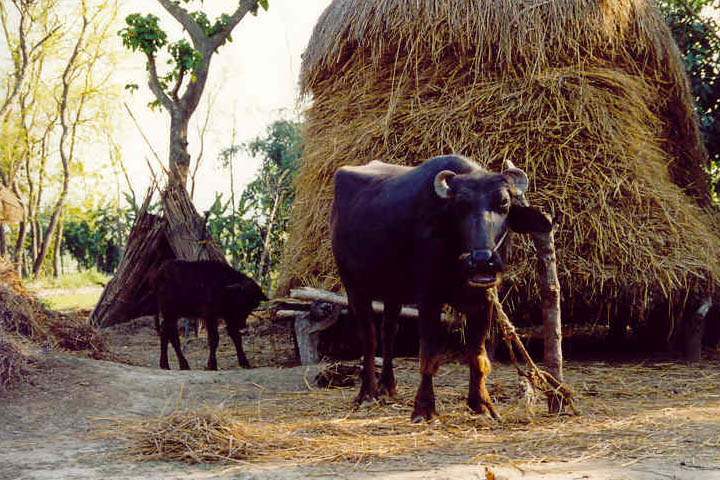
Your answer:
[487,287,577,415]
[124,102,168,176]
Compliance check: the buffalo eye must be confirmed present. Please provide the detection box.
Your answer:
[498,196,510,213]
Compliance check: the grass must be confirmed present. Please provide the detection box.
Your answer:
[26,269,108,311]
[27,269,109,291]
[41,290,102,311]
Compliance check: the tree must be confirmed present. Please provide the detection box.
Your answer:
[119,0,269,189]
[0,0,121,277]
[660,0,720,196]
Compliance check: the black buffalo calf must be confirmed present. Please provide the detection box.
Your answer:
[153,260,267,370]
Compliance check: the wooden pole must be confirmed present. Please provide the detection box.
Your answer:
[531,224,563,382]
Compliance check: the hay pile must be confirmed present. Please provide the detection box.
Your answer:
[0,257,107,360]
[110,360,720,466]
[280,0,720,339]
[0,333,29,391]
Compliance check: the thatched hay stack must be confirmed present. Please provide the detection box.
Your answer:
[281,0,720,340]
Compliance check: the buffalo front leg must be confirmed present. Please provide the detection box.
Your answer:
[227,323,251,368]
[350,293,379,405]
[206,318,220,371]
[412,304,443,422]
[158,314,170,370]
[465,307,500,419]
[379,301,401,397]
[165,316,190,370]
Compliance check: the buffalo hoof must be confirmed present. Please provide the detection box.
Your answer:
[377,383,397,399]
[205,365,217,371]
[160,361,170,370]
[239,361,252,369]
[411,399,437,423]
[180,364,191,371]
[468,396,501,421]
[354,389,380,408]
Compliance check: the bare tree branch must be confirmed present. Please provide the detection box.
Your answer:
[209,0,258,50]
[181,1,258,115]
[190,86,218,199]
[156,0,207,48]
[123,102,167,175]
[146,55,174,112]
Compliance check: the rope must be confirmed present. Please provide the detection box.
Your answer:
[487,287,578,415]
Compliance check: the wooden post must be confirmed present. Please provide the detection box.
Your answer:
[684,297,712,362]
[294,301,342,365]
[531,224,563,383]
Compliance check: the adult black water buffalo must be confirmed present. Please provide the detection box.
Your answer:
[154,260,267,371]
[331,155,552,422]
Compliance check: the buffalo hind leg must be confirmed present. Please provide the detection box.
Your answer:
[379,301,401,397]
[466,307,499,419]
[350,293,378,405]
[206,318,220,371]
[412,303,443,422]
[227,322,251,368]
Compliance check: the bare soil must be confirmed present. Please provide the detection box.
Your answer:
[1,315,719,480]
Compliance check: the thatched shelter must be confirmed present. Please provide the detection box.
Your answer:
[281,0,720,347]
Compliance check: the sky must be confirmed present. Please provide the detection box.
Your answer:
[116,0,332,210]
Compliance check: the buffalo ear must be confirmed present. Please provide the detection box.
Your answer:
[508,205,552,233]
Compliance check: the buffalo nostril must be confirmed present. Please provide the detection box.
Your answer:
[471,250,493,265]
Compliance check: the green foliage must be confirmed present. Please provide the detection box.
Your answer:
[166,39,203,83]
[119,14,167,57]
[659,1,720,194]
[208,119,303,289]
[119,1,268,105]
[62,202,135,274]
[190,11,233,37]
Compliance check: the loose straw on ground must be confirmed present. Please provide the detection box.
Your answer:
[105,359,720,467]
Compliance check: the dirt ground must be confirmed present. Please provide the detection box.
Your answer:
[1,315,719,480]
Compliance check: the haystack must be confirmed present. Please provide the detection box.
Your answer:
[280,0,720,344]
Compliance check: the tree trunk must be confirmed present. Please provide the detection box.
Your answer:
[31,220,38,261]
[169,113,191,187]
[34,203,64,277]
[531,226,564,412]
[52,216,63,278]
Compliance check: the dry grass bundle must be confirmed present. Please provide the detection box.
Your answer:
[281,0,719,336]
[0,284,52,341]
[48,314,107,358]
[0,333,29,391]
[0,257,107,358]
[110,360,720,466]
[315,362,361,388]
